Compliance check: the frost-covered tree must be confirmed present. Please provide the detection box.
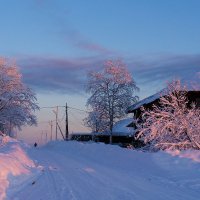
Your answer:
[137,80,200,151]
[0,58,39,135]
[84,110,108,134]
[86,60,139,143]
[84,110,108,141]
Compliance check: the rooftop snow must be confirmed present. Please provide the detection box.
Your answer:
[112,118,135,136]
[95,118,136,136]
[127,81,200,113]
[126,89,167,113]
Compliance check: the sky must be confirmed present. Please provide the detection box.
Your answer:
[0,0,200,143]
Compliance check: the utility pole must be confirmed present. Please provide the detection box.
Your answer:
[45,131,48,143]
[56,106,58,140]
[40,131,43,144]
[53,106,58,140]
[65,102,69,140]
[49,120,53,141]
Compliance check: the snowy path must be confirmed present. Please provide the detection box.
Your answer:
[7,142,200,200]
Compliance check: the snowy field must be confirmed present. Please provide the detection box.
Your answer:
[1,137,200,200]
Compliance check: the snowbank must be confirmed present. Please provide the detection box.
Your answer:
[0,136,38,200]
[2,139,200,199]
[167,149,200,163]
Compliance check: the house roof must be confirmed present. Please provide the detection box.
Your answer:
[112,118,135,136]
[95,118,136,136]
[126,89,167,113]
[126,82,200,113]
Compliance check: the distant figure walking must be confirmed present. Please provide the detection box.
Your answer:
[34,142,38,147]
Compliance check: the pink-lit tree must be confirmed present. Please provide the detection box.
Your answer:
[136,80,200,151]
[0,58,39,135]
[86,60,139,143]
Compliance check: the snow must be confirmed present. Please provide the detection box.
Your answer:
[0,136,39,200]
[111,118,135,136]
[95,118,135,136]
[1,138,200,200]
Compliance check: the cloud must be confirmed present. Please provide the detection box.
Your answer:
[126,54,200,97]
[62,29,116,55]
[17,54,200,97]
[197,71,200,78]
[76,41,113,54]
[18,56,105,94]
[127,54,200,83]
[32,1,116,56]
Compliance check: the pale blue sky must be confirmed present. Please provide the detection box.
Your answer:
[0,0,199,143]
[1,0,200,56]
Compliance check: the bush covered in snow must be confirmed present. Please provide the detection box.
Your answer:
[137,80,200,151]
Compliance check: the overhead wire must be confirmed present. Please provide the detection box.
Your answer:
[40,106,65,109]
[36,104,89,134]
[68,106,88,113]
[69,110,86,129]
[40,105,88,113]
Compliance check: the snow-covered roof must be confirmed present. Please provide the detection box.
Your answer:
[112,118,135,136]
[95,118,136,136]
[126,89,167,113]
[127,82,200,113]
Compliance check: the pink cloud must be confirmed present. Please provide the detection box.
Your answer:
[62,29,116,55]
[76,41,114,54]
[17,54,200,95]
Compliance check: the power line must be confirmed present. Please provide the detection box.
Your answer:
[40,106,65,109]
[40,105,88,113]
[68,106,88,113]
[36,104,89,139]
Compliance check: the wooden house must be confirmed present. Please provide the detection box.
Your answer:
[126,89,200,119]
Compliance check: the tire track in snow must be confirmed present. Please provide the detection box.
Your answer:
[10,143,200,200]
[43,166,61,200]
[30,148,79,200]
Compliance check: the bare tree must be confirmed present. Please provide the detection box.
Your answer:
[137,80,200,151]
[0,58,39,135]
[86,60,139,143]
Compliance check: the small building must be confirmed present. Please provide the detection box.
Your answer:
[69,119,139,147]
[70,132,93,141]
[94,118,137,147]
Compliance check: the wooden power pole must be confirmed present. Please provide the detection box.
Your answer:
[49,120,53,141]
[65,102,69,140]
[56,106,58,140]
[53,106,58,140]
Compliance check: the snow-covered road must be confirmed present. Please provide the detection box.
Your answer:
[6,141,200,200]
